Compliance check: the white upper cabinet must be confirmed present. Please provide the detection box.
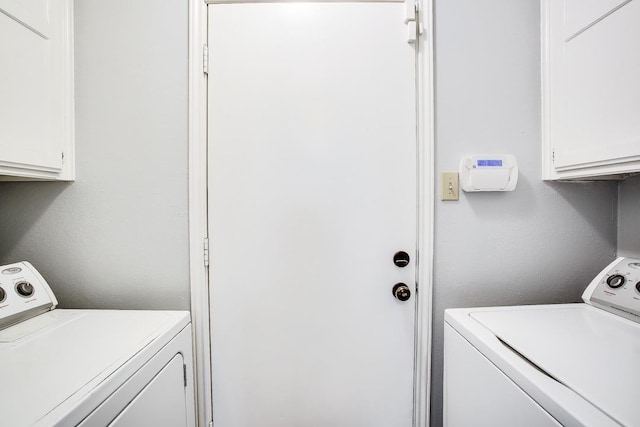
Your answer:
[0,0,74,180]
[542,0,640,180]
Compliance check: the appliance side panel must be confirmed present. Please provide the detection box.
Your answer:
[108,354,187,427]
[443,324,561,427]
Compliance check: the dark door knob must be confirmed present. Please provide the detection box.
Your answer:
[392,283,411,301]
[393,251,410,268]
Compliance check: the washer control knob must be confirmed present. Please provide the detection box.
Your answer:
[636,282,640,294]
[606,274,625,289]
[0,287,5,303]
[15,281,34,297]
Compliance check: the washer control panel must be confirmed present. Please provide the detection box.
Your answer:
[0,262,58,330]
[583,257,640,322]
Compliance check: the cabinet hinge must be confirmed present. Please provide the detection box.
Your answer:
[203,44,209,75]
[204,237,210,268]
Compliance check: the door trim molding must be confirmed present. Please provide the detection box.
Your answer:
[187,1,434,426]
[414,1,434,425]
[188,1,213,427]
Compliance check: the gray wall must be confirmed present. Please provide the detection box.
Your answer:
[618,175,640,258]
[431,0,618,425]
[0,0,189,310]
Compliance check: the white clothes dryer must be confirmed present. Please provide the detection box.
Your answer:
[444,257,640,427]
[0,262,196,427]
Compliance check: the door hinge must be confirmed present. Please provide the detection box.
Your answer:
[203,44,209,75]
[183,364,187,387]
[204,237,210,267]
[404,1,417,24]
[405,2,423,44]
[552,150,555,163]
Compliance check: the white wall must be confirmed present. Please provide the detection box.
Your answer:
[431,0,618,425]
[0,0,189,310]
[618,175,640,258]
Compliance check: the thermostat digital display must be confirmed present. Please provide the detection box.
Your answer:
[477,160,503,167]
[459,154,518,192]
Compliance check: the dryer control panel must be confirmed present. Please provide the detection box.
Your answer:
[583,257,640,323]
[0,262,58,330]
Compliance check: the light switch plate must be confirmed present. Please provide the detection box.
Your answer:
[441,172,459,201]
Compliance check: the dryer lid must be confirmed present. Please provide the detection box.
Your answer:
[471,305,640,427]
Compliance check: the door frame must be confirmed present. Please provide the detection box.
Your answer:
[187,1,434,426]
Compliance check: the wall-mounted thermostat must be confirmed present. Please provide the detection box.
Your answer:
[459,155,518,192]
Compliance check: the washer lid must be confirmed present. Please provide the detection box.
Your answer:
[0,309,189,426]
[471,306,640,427]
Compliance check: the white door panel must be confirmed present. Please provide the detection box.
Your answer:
[208,4,416,426]
[544,0,640,176]
[555,0,640,169]
[0,0,50,36]
[0,0,65,172]
[564,0,628,37]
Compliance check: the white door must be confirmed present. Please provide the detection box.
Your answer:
[208,4,417,426]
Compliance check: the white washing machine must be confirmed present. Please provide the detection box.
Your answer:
[444,257,640,427]
[0,262,196,427]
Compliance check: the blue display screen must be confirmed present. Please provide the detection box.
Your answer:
[477,159,503,167]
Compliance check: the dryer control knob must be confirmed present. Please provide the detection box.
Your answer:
[0,287,5,303]
[606,274,625,289]
[15,281,34,297]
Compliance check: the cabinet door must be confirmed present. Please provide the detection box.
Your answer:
[543,0,640,179]
[0,0,73,180]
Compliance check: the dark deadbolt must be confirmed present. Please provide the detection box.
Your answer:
[392,283,411,301]
[393,251,410,268]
